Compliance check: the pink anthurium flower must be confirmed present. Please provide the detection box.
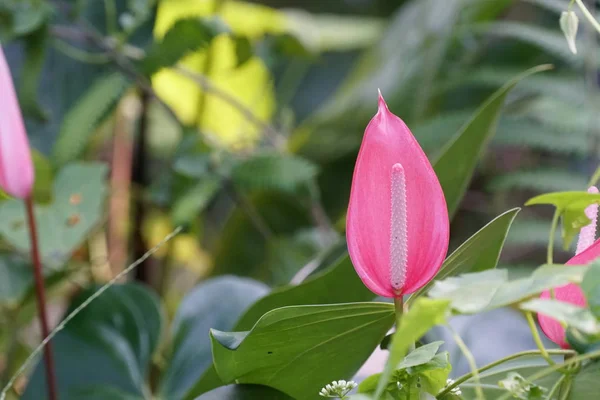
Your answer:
[0,46,34,199]
[538,186,599,348]
[346,92,449,298]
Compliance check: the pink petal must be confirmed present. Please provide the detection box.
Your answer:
[346,93,449,297]
[538,237,600,348]
[0,47,34,199]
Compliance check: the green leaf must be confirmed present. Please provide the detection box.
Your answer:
[397,341,444,369]
[0,163,108,268]
[193,384,293,400]
[409,208,520,302]
[234,255,374,330]
[18,26,49,121]
[498,372,547,399]
[23,284,163,399]
[414,352,453,395]
[0,256,30,307]
[171,178,220,226]
[211,303,395,400]
[520,298,599,334]
[231,153,319,193]
[0,0,53,40]
[433,65,552,217]
[375,298,450,398]
[141,17,228,76]
[570,361,600,399]
[526,191,600,250]
[429,264,589,314]
[52,73,130,166]
[581,261,600,319]
[159,277,269,400]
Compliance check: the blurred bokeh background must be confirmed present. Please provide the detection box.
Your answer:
[1,0,599,396]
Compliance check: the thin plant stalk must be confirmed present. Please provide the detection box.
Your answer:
[24,197,58,400]
[524,311,555,366]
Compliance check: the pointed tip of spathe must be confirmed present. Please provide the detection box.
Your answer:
[377,89,389,112]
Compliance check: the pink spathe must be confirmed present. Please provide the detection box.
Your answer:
[346,92,450,298]
[538,188,600,348]
[0,46,34,199]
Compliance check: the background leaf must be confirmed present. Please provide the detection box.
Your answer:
[23,284,163,399]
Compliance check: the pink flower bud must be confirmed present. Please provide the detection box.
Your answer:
[346,92,450,298]
[0,47,34,199]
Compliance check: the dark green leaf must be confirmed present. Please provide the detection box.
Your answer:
[18,26,49,121]
[434,65,552,217]
[171,178,220,226]
[231,153,319,193]
[160,277,269,400]
[141,17,228,76]
[23,284,163,399]
[409,208,520,303]
[233,36,253,67]
[52,73,130,166]
[0,163,108,268]
[0,256,30,307]
[211,303,394,400]
[375,298,450,398]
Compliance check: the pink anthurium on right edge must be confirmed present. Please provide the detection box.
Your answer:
[538,186,600,348]
[346,92,450,298]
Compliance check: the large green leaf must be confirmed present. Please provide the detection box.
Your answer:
[429,264,589,314]
[0,163,108,268]
[23,284,163,399]
[433,64,552,217]
[211,303,395,400]
[570,361,600,400]
[52,74,130,167]
[193,384,292,400]
[375,298,450,398]
[159,277,269,400]
[520,299,599,335]
[409,208,520,303]
[183,255,375,399]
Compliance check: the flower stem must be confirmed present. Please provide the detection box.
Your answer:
[547,209,560,265]
[547,374,566,400]
[448,324,485,400]
[393,296,404,322]
[25,197,58,400]
[575,0,600,35]
[524,311,555,366]
[436,349,573,399]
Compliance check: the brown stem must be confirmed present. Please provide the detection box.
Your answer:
[25,198,58,400]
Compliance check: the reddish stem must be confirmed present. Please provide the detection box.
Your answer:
[25,198,58,400]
